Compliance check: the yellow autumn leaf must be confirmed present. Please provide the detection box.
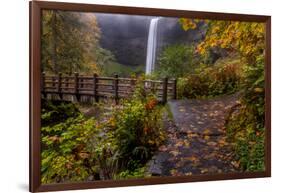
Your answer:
[175,141,184,147]
[170,169,178,175]
[203,129,211,135]
[200,168,209,174]
[183,140,190,147]
[207,141,217,146]
[170,150,180,157]
[204,135,210,140]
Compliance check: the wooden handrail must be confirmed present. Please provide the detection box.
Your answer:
[41,72,177,104]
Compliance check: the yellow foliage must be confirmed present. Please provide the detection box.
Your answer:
[179,18,198,31]
[179,18,265,63]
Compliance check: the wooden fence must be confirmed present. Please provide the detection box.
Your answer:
[41,72,177,104]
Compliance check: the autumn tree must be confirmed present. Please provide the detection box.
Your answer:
[41,10,101,74]
[179,18,265,64]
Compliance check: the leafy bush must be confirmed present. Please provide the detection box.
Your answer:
[114,167,147,180]
[112,82,166,168]
[156,44,194,78]
[241,55,265,123]
[41,99,80,127]
[225,104,265,171]
[90,85,165,179]
[177,60,242,98]
[41,115,100,183]
[225,55,265,171]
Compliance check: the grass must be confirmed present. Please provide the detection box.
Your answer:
[103,62,145,77]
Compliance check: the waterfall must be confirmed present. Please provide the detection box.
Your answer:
[145,17,160,74]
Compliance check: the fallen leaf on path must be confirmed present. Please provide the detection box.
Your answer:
[179,108,185,112]
[218,139,228,146]
[183,139,190,147]
[175,141,184,147]
[207,141,217,146]
[203,152,216,159]
[204,135,210,140]
[170,150,180,157]
[203,129,211,135]
[159,145,168,152]
[193,127,199,131]
[200,168,209,174]
[188,133,199,138]
[186,155,199,163]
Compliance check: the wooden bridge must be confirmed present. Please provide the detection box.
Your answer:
[41,72,177,104]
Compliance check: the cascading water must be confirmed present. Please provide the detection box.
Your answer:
[145,17,160,74]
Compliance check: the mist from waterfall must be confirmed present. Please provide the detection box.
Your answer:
[145,17,160,74]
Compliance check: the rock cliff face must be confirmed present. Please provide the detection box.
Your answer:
[95,13,203,67]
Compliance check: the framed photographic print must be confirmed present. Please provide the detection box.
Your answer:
[30,1,271,192]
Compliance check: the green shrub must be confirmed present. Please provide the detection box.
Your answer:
[156,44,195,78]
[225,55,265,172]
[41,115,100,183]
[112,81,166,167]
[114,166,147,180]
[178,61,242,98]
[241,55,265,124]
[41,99,80,127]
[87,80,166,178]
[226,105,265,171]
[234,135,265,171]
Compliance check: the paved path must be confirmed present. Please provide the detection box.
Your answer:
[147,93,242,176]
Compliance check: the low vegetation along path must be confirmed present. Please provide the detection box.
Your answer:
[147,93,242,176]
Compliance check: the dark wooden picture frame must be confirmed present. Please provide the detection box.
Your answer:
[30,1,271,192]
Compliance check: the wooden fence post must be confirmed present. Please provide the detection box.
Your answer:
[130,78,136,94]
[162,77,168,104]
[65,76,69,91]
[81,78,84,88]
[172,78,177,100]
[50,75,56,100]
[41,72,46,98]
[74,72,80,102]
[52,76,56,89]
[151,81,156,93]
[80,77,84,103]
[114,74,119,104]
[58,73,62,99]
[93,73,99,102]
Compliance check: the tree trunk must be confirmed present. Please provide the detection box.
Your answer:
[51,11,58,74]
